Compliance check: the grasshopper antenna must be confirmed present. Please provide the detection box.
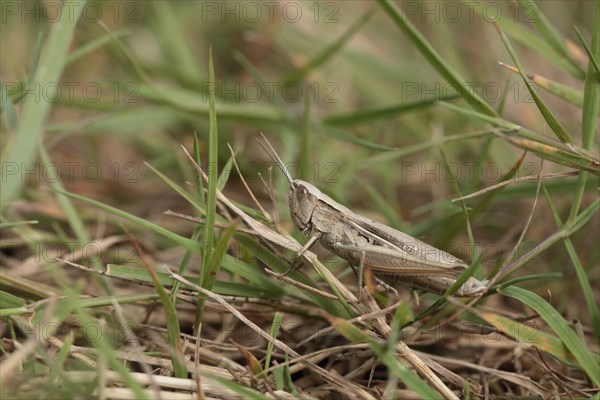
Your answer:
[257,133,295,186]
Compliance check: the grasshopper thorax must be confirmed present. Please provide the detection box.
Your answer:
[289,180,321,234]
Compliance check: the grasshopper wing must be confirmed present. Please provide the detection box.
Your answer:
[339,213,468,276]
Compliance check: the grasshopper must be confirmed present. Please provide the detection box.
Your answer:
[258,134,487,297]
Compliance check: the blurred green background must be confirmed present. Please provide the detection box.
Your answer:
[1,0,598,313]
[1,2,599,397]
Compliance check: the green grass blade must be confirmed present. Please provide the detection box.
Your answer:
[499,286,600,386]
[53,189,202,254]
[436,149,484,292]
[151,1,203,87]
[498,62,583,106]
[201,225,236,296]
[97,21,153,85]
[0,291,26,309]
[320,123,397,150]
[360,130,493,168]
[65,30,130,66]
[283,8,375,83]
[574,25,600,77]
[133,83,288,123]
[146,163,284,294]
[358,177,405,230]
[544,187,599,342]
[193,133,205,205]
[262,312,283,377]
[195,48,220,331]
[208,375,272,400]
[470,3,585,78]
[1,80,19,131]
[495,25,573,145]
[70,304,150,399]
[217,156,234,191]
[31,282,150,399]
[234,234,352,318]
[378,0,497,117]
[569,4,600,219]
[38,145,113,294]
[0,221,38,229]
[200,48,219,287]
[327,316,443,399]
[517,0,571,59]
[232,50,290,114]
[299,93,311,181]
[3,31,128,107]
[59,292,160,310]
[567,197,600,234]
[440,102,599,175]
[494,272,563,291]
[105,264,281,298]
[499,132,598,175]
[282,353,295,393]
[29,32,44,84]
[501,197,599,275]
[139,256,187,378]
[437,152,525,248]
[0,0,86,210]
[171,225,202,300]
[479,311,576,365]
[323,95,459,127]
[37,146,91,254]
[144,161,206,215]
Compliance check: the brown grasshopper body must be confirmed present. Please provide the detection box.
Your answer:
[259,135,487,297]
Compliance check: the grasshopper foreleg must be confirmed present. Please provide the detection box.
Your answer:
[278,232,323,277]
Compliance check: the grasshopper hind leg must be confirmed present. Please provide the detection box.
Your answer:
[373,276,399,297]
[350,251,398,300]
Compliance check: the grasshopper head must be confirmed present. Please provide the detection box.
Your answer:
[289,180,320,234]
[255,134,321,234]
